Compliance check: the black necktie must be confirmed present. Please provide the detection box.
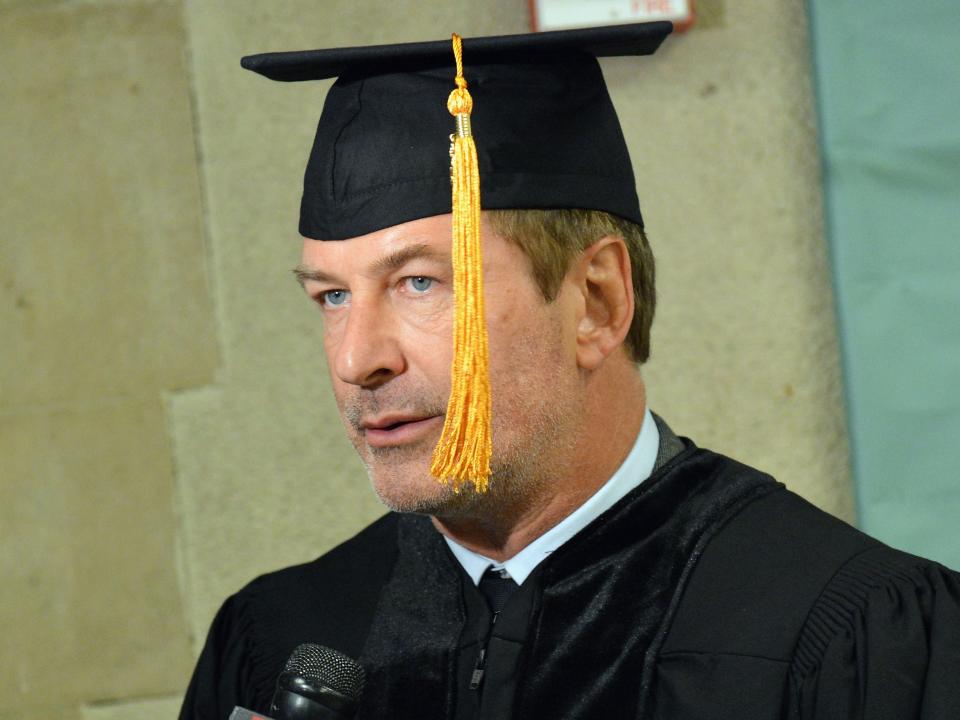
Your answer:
[478,567,518,614]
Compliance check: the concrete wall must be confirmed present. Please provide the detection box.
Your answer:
[1,1,852,716]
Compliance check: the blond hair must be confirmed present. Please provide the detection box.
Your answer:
[488,209,656,363]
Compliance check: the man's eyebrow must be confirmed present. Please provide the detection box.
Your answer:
[292,242,447,288]
[292,265,337,288]
[369,242,446,275]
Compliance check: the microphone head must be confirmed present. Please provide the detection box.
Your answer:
[283,643,365,702]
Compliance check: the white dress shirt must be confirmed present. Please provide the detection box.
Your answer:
[444,408,660,585]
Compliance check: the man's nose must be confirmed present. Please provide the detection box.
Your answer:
[332,299,405,389]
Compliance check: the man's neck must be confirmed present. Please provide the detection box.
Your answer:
[432,363,646,562]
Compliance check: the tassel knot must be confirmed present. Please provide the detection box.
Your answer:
[447,86,473,116]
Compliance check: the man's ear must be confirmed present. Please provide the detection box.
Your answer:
[572,236,634,371]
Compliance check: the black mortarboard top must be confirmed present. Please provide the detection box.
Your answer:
[241,22,672,241]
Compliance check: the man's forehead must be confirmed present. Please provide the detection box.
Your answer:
[299,214,454,274]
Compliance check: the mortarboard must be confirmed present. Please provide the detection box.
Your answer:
[241,22,672,490]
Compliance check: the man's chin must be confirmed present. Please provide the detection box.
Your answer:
[367,467,485,516]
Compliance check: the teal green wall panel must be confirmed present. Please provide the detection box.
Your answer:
[807,1,960,568]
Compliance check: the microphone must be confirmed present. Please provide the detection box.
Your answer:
[229,643,365,720]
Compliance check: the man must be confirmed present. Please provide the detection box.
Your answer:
[180,24,960,720]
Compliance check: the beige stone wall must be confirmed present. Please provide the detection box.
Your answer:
[1,0,852,715]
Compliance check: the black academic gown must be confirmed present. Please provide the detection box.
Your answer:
[179,439,960,719]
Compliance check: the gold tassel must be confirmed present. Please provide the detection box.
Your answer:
[430,33,492,492]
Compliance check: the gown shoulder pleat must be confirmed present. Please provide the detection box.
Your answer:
[789,546,960,720]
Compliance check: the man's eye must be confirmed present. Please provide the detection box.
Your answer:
[321,289,350,308]
[405,276,433,293]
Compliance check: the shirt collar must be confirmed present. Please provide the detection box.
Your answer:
[444,408,660,586]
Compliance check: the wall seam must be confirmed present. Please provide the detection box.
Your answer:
[167,0,227,656]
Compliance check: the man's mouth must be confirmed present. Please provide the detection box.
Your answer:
[361,414,443,448]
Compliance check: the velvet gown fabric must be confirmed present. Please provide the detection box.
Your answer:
[179,442,960,720]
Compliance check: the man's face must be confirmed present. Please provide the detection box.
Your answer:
[298,214,583,517]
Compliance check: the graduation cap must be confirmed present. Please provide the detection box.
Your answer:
[241,22,672,491]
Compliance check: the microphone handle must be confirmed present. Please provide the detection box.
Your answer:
[229,707,275,720]
[271,688,353,720]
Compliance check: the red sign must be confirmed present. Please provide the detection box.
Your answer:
[531,0,695,32]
